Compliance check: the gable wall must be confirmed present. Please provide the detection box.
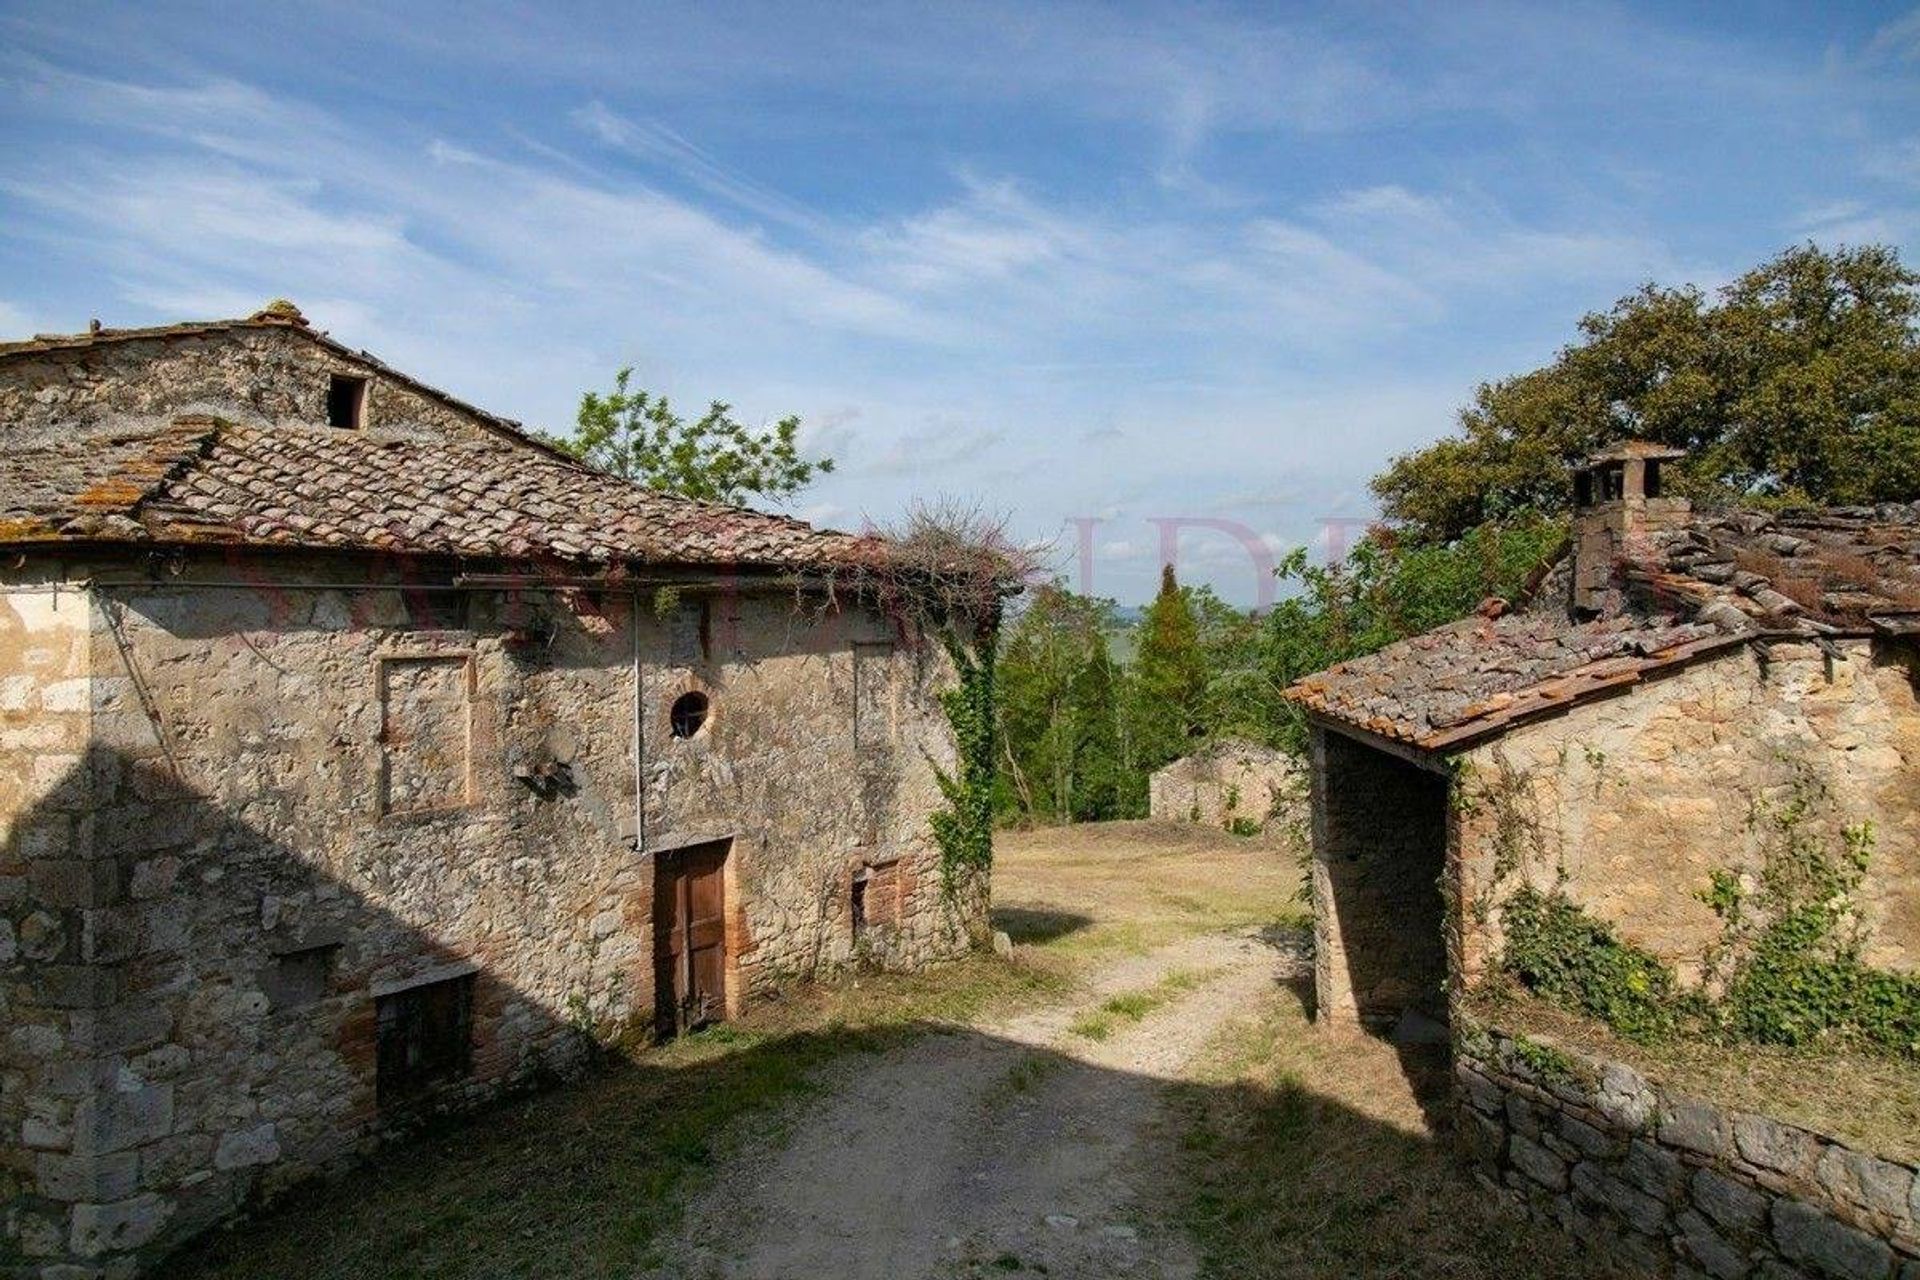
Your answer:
[0,328,526,452]
[1451,639,1920,991]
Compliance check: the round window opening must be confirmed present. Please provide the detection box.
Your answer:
[670,691,710,739]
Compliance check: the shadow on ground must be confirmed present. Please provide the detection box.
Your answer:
[990,905,1096,946]
[156,976,1626,1280]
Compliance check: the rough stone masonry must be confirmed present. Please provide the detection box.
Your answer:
[0,305,989,1277]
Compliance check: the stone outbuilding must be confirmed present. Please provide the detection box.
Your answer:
[0,305,991,1276]
[1147,740,1302,833]
[1286,443,1920,1036]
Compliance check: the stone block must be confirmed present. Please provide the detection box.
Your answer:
[1676,1210,1752,1280]
[67,1005,174,1057]
[1772,1198,1895,1280]
[72,1084,172,1156]
[1624,1137,1687,1199]
[80,909,136,964]
[128,857,181,900]
[1458,1066,1504,1115]
[1558,1111,1621,1160]
[1695,1166,1772,1236]
[139,1132,215,1190]
[1510,1132,1569,1191]
[1573,1159,1671,1236]
[28,860,121,908]
[1505,1093,1542,1140]
[34,964,127,1010]
[213,1123,279,1171]
[70,1193,171,1258]
[1735,1113,1824,1182]
[1596,1061,1655,1132]
[1663,1096,1735,1160]
[37,1151,140,1202]
[40,678,91,714]
[1815,1145,1916,1224]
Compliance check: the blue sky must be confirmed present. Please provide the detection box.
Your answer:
[3,2,1918,604]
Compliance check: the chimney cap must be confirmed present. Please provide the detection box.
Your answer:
[1580,440,1685,467]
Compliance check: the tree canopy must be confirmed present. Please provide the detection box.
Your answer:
[548,368,835,506]
[1374,243,1920,543]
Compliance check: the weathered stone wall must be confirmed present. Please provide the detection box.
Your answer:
[1147,741,1303,831]
[1451,639,1920,989]
[1309,726,1449,1031]
[0,327,526,452]
[1458,1024,1920,1279]
[0,556,969,1277]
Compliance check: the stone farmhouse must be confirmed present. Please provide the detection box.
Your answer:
[0,304,985,1276]
[1286,443,1920,1037]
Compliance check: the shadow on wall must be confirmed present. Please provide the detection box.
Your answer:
[2,745,656,1275]
[145,992,1621,1280]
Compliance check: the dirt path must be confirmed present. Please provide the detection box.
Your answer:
[644,926,1308,1280]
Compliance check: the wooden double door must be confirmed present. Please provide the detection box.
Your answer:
[653,840,730,1038]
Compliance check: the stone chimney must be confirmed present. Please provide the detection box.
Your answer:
[1570,441,1690,617]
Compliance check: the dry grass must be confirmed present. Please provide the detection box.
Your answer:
[1173,987,1625,1280]
[993,819,1307,974]
[1471,989,1920,1166]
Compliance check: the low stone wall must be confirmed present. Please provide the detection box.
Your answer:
[1457,1026,1920,1279]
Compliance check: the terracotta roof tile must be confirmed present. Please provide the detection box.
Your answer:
[0,415,867,572]
[1285,500,1920,751]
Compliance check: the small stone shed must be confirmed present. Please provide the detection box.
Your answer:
[1285,443,1920,1035]
[0,305,987,1276]
[1147,740,1302,831]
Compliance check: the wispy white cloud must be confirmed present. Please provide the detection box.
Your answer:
[3,0,1916,603]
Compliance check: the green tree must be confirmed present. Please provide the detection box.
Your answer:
[548,368,835,505]
[1374,243,1920,542]
[1067,634,1127,821]
[1129,565,1207,772]
[996,585,1115,821]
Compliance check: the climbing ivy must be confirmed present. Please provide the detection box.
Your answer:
[1501,886,1686,1043]
[929,628,998,905]
[1498,762,1919,1059]
[1703,769,1920,1055]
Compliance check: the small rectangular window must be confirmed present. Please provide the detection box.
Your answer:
[669,599,710,665]
[262,944,339,1012]
[327,374,368,429]
[376,974,474,1102]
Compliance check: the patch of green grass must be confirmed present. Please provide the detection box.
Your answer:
[158,956,1063,1280]
[1069,968,1207,1041]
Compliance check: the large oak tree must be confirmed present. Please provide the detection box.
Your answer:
[1375,244,1920,543]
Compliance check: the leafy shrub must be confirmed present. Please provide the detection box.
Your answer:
[1500,887,1682,1042]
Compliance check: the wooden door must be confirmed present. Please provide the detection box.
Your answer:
[654,841,729,1037]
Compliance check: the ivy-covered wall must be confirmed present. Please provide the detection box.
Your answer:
[1451,638,1920,997]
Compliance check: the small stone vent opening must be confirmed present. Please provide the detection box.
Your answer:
[376,973,474,1104]
[262,943,339,1013]
[1311,728,1450,1044]
[670,691,710,739]
[327,373,368,429]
